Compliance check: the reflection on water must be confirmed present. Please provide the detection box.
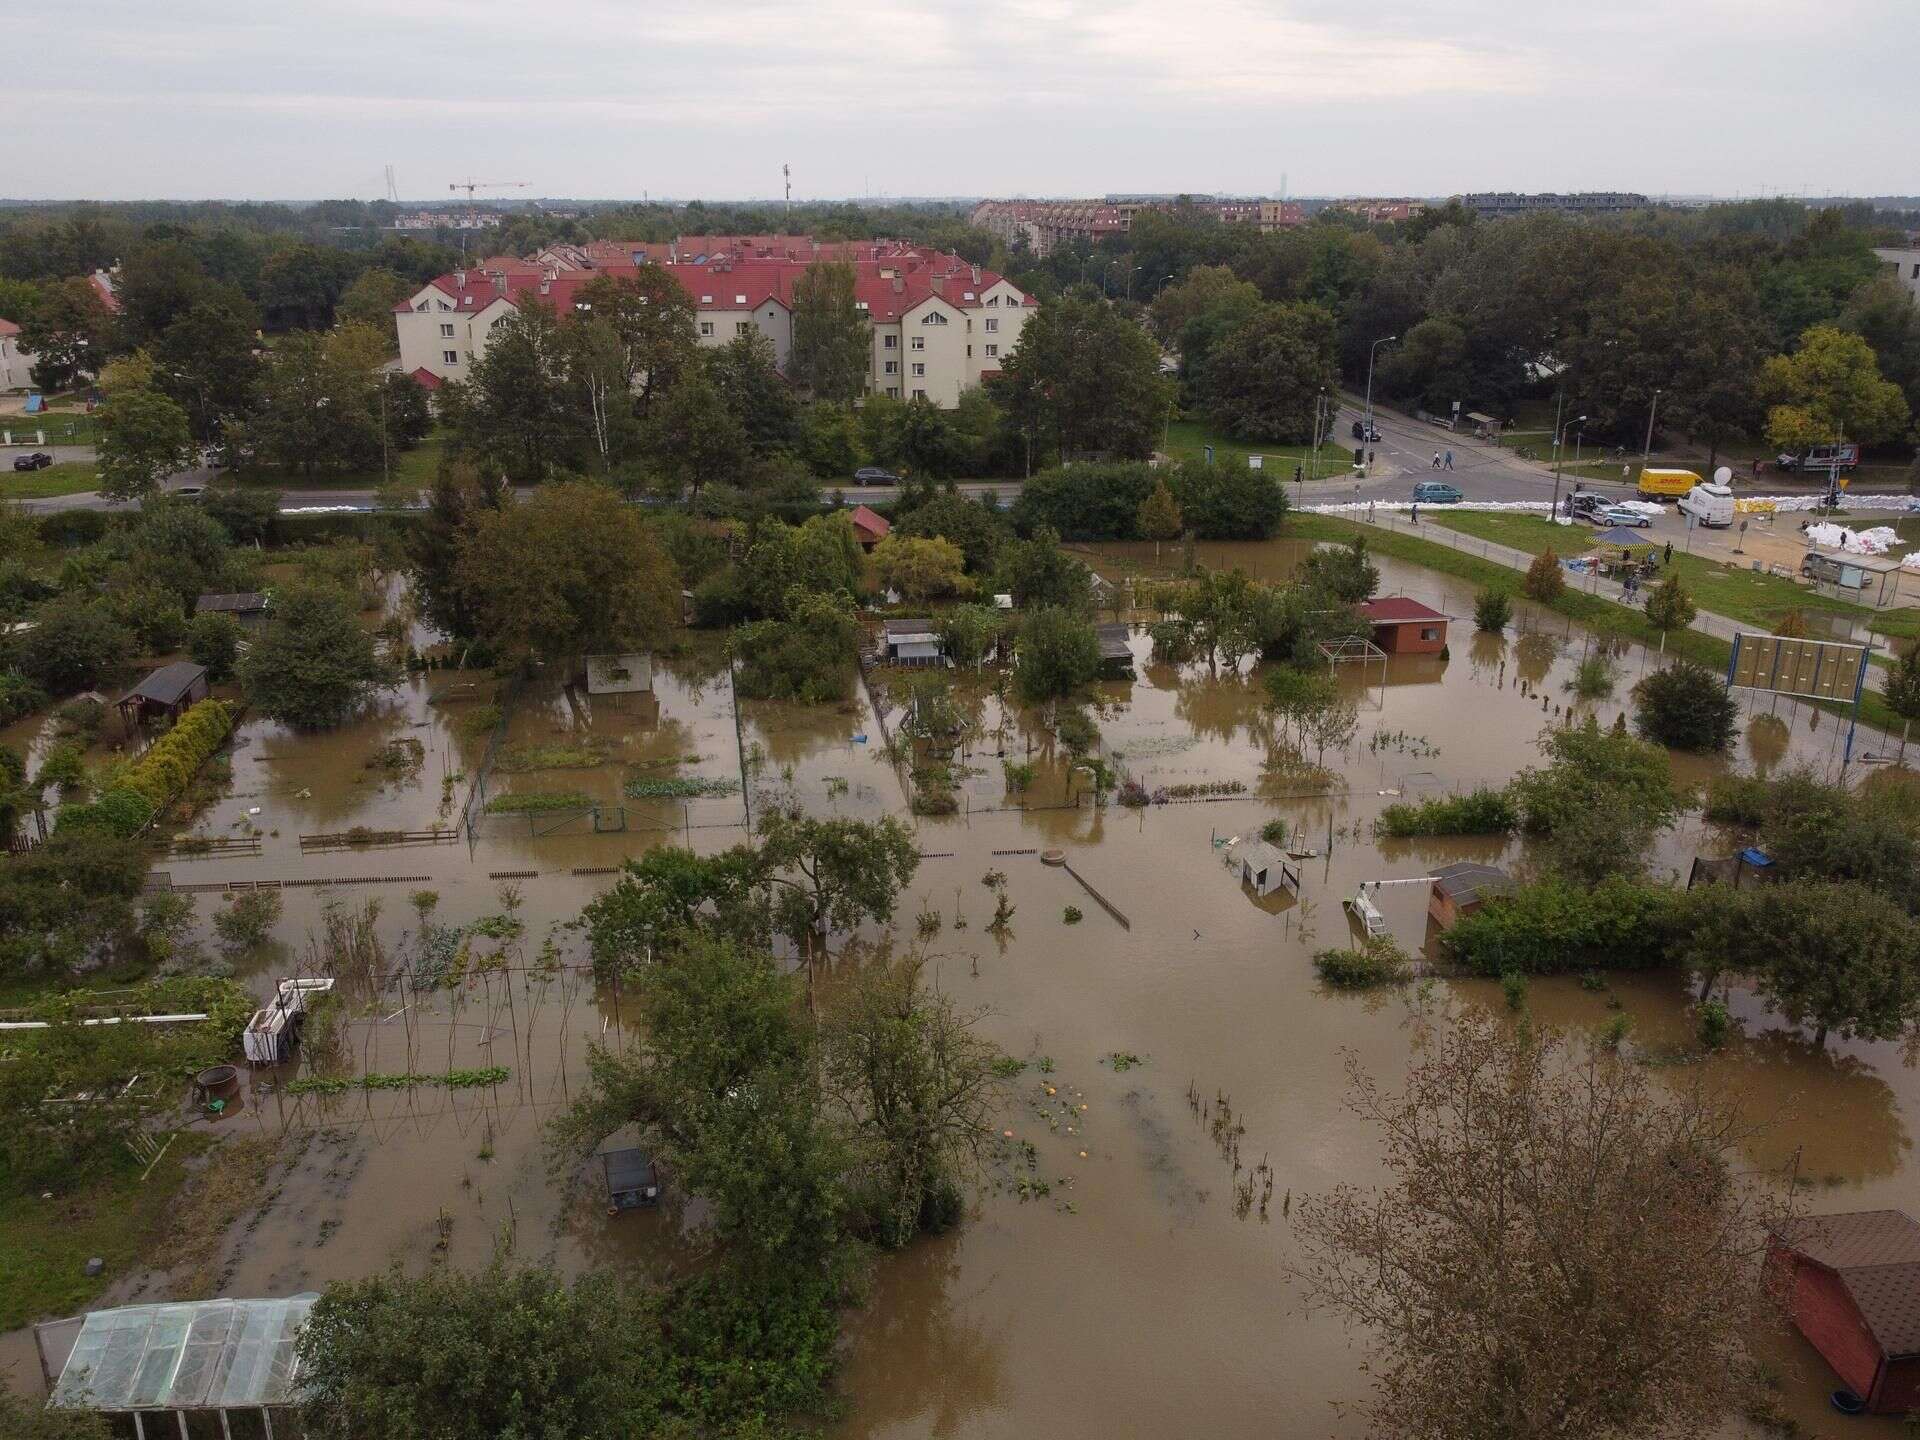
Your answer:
[19,541,1920,1436]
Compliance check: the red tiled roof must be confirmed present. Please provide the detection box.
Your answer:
[1359,596,1449,624]
[408,366,444,391]
[0,318,19,337]
[849,505,890,540]
[88,270,121,313]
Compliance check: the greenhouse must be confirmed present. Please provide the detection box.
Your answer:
[39,1295,316,1440]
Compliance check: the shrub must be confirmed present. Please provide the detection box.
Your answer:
[1702,774,1769,826]
[1522,549,1565,603]
[1633,661,1737,752]
[1063,905,1084,924]
[1644,574,1697,635]
[1314,936,1412,988]
[1014,607,1100,703]
[1501,971,1528,1010]
[1566,654,1616,699]
[55,696,104,739]
[1374,787,1515,837]
[213,889,283,957]
[1697,999,1732,1049]
[0,670,48,725]
[1443,875,1679,976]
[1473,588,1512,633]
[187,612,243,681]
[1001,760,1035,793]
[37,740,86,792]
[75,699,232,834]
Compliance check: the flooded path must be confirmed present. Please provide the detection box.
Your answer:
[9,539,1916,1438]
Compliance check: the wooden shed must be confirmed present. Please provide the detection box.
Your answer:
[849,504,891,551]
[1357,596,1450,655]
[1771,1210,1920,1413]
[881,618,946,667]
[117,662,209,734]
[1427,862,1511,931]
[1095,623,1135,678]
[194,592,270,625]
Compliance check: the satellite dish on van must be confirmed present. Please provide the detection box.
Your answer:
[1714,466,1733,485]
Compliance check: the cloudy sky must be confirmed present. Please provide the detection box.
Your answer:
[10,0,1914,201]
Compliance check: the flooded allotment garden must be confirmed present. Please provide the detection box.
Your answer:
[11,535,1919,1440]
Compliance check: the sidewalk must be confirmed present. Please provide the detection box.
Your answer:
[1355,513,1888,697]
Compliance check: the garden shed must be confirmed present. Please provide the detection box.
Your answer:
[1771,1210,1920,1413]
[849,504,891,550]
[583,653,654,696]
[1095,623,1135,677]
[117,662,209,734]
[195,593,269,625]
[882,618,946,667]
[1357,597,1449,655]
[38,1294,316,1439]
[1427,861,1511,930]
[1236,841,1299,899]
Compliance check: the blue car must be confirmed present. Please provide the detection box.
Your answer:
[1412,480,1462,504]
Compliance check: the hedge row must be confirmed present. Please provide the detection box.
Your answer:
[61,699,232,838]
[1373,787,1516,838]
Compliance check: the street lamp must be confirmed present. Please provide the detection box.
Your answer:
[1640,388,1662,472]
[1364,335,1396,441]
[1550,393,1586,521]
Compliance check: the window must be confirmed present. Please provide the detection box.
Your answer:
[921,312,948,325]
[884,360,898,375]
[735,294,747,304]
[984,318,999,333]
[911,362,925,376]
[984,343,998,358]
[986,295,999,306]
[886,386,899,398]
[442,350,459,365]
[700,295,713,303]
[1913,263,1920,279]
[856,301,869,311]
[1006,296,1021,308]
[439,323,455,337]
[437,300,452,311]
[883,335,897,349]
[912,388,927,400]
[699,321,714,337]
[966,345,971,358]
[736,321,752,335]
[1420,628,1439,641]
[910,336,924,350]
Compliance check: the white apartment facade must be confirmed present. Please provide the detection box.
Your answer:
[395,245,1035,408]
[0,320,38,392]
[1873,248,1920,305]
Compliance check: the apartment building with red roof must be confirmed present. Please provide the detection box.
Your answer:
[395,237,1037,408]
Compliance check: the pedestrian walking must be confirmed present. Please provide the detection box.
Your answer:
[1367,500,1375,521]
[1410,502,1419,524]
[1443,449,1454,471]
[1431,451,1442,469]
[1663,541,1673,566]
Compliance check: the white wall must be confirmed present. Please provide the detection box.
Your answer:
[0,333,38,392]
[1873,248,1920,305]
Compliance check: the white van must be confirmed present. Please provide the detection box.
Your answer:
[1679,482,1734,529]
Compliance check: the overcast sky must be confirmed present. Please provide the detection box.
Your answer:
[10,0,1915,202]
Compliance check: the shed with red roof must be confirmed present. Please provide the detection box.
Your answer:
[1772,1211,1920,1413]
[1356,596,1450,655]
[849,505,890,550]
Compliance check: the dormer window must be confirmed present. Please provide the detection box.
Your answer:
[735,294,747,304]
[963,291,975,300]
[700,295,713,304]
[921,312,948,325]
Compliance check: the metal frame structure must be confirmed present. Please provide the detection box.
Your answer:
[1726,631,1870,765]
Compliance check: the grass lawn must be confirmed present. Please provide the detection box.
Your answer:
[230,428,445,492]
[1419,510,1920,643]
[1165,417,1354,480]
[2,409,101,445]
[1292,512,1911,736]
[0,1134,212,1331]
[0,459,99,500]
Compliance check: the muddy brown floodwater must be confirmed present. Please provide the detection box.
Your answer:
[7,539,1915,1439]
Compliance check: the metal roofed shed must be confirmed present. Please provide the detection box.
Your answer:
[601,1144,662,1212]
[40,1294,316,1438]
[882,617,947,667]
[117,662,209,734]
[1771,1210,1920,1413]
[1095,623,1134,677]
[1235,840,1300,899]
[583,652,653,695]
[195,592,269,622]
[1428,861,1511,930]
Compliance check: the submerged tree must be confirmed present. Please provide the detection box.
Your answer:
[757,807,920,950]
[1292,1012,1786,1440]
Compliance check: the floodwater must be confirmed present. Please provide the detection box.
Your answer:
[8,538,1918,1439]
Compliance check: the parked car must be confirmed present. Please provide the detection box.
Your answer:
[1350,419,1381,441]
[11,452,53,472]
[1411,480,1462,504]
[853,467,900,486]
[1593,505,1653,529]
[1776,443,1859,473]
[169,484,207,500]
[1567,491,1607,520]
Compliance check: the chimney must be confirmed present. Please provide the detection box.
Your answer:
[494,274,506,295]
[971,265,981,285]
[931,274,945,295]
[892,276,904,294]
[455,270,467,288]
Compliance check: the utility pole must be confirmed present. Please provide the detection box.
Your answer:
[1309,387,1327,481]
[1365,335,1395,441]
[1550,391,1586,521]
[1640,387,1662,475]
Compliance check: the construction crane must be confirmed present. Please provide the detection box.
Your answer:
[446,179,531,256]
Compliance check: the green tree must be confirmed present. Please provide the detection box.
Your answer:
[254,326,390,474]
[1751,881,1920,1048]
[860,394,967,479]
[335,266,414,340]
[1195,301,1340,443]
[990,293,1172,462]
[258,243,350,329]
[1296,533,1379,603]
[798,403,865,479]
[1509,719,1680,836]
[1473,588,1512,633]
[153,300,261,448]
[1523,548,1565,603]
[994,526,1090,609]
[821,950,1004,1246]
[239,584,394,728]
[1632,661,1738,752]
[894,491,1007,573]
[447,301,584,483]
[97,382,194,501]
[1644,574,1697,637]
[187,612,243,681]
[756,807,920,950]
[582,845,767,977]
[729,590,861,702]
[706,330,800,452]
[1886,642,1920,759]
[869,534,967,603]
[1761,323,1911,455]
[19,276,115,390]
[647,366,750,500]
[1137,477,1184,552]
[936,604,1004,668]
[1014,605,1101,702]
[577,268,698,414]
[21,597,132,695]
[789,259,871,406]
[453,481,681,657]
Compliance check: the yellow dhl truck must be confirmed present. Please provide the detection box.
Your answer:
[1637,467,1702,500]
